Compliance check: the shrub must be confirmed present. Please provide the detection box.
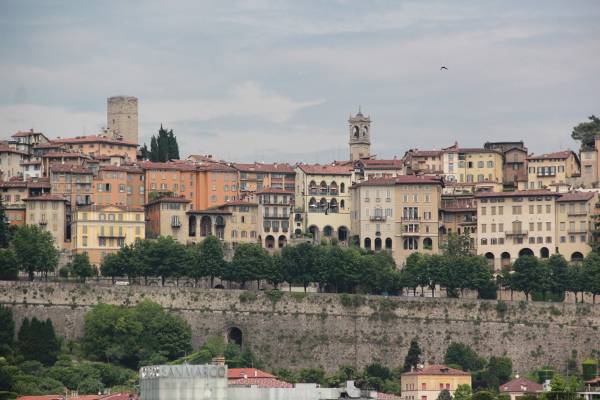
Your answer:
[239,291,258,303]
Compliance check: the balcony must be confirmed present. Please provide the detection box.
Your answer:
[265,214,290,219]
[567,211,587,217]
[370,215,386,222]
[171,221,181,228]
[401,216,421,222]
[505,230,528,237]
[567,229,588,234]
[38,220,47,225]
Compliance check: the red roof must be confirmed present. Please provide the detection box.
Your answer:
[229,377,293,388]
[296,163,352,175]
[49,164,92,174]
[228,368,275,379]
[527,151,575,161]
[408,150,443,157]
[33,141,63,149]
[353,175,444,187]
[12,130,44,138]
[54,135,137,146]
[500,377,543,393]
[256,188,294,194]
[16,396,63,400]
[99,394,137,400]
[376,393,403,400]
[445,147,502,155]
[44,152,89,158]
[23,195,69,202]
[233,162,295,174]
[556,192,595,202]
[475,189,560,198]
[216,200,258,207]
[140,161,198,172]
[0,145,28,155]
[401,364,471,376]
[99,165,143,173]
[360,159,403,169]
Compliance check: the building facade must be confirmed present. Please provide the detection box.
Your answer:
[145,196,191,243]
[257,188,294,250]
[580,148,598,188]
[555,191,596,261]
[54,135,138,160]
[439,194,477,251]
[400,365,472,400]
[93,165,145,207]
[442,146,504,185]
[23,195,70,249]
[349,109,371,162]
[49,164,94,207]
[232,162,295,198]
[0,145,28,180]
[353,158,405,182]
[526,151,581,190]
[107,96,139,145]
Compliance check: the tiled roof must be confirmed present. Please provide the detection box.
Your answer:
[33,141,63,149]
[360,159,403,169]
[296,163,352,175]
[54,135,137,146]
[197,162,236,172]
[16,396,64,400]
[23,195,69,202]
[556,192,595,202]
[0,181,28,188]
[500,377,543,393]
[0,145,28,155]
[256,188,294,194]
[376,392,403,400]
[146,196,191,206]
[445,147,502,155]
[352,175,444,187]
[188,154,219,163]
[475,189,560,198]
[228,368,275,379]
[12,130,43,138]
[232,162,295,174]
[408,150,443,157]
[140,161,198,171]
[217,200,258,207]
[229,377,293,388]
[43,151,89,158]
[527,151,574,161]
[49,164,92,174]
[99,165,143,173]
[99,394,137,400]
[401,364,471,376]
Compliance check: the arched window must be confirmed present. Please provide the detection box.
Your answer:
[571,252,584,263]
[374,238,382,251]
[309,180,317,194]
[385,238,392,249]
[329,198,338,213]
[319,181,328,194]
[338,226,349,242]
[353,126,359,138]
[323,225,333,237]
[423,237,433,250]
[403,237,418,250]
[330,181,338,195]
[485,252,494,266]
[518,248,533,257]
[278,235,287,248]
[241,230,247,238]
[340,199,345,209]
[319,198,328,211]
[364,238,371,249]
[265,235,275,249]
[309,197,317,212]
[501,252,511,267]
[231,230,238,238]
[340,183,345,193]
[227,327,243,347]
[540,247,549,259]
[188,215,197,237]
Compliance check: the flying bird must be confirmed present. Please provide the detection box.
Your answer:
[440,66,448,71]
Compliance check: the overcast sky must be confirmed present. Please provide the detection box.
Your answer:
[1,1,599,162]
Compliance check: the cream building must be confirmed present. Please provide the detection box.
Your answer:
[350,176,443,266]
[555,191,596,262]
[403,149,443,175]
[71,205,145,264]
[23,195,70,249]
[526,151,581,190]
[256,188,294,250]
[353,158,405,182]
[442,145,504,186]
[0,145,28,180]
[145,196,191,243]
[400,365,472,400]
[580,148,598,188]
[295,163,352,244]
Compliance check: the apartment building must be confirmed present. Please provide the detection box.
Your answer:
[145,196,191,243]
[49,164,94,207]
[256,188,294,250]
[21,160,43,179]
[23,195,70,249]
[353,158,404,182]
[295,163,352,243]
[93,165,145,207]
[401,365,472,400]
[525,151,581,190]
[580,148,598,188]
[475,189,594,270]
[142,161,197,203]
[232,162,295,198]
[195,163,240,210]
[484,141,528,190]
[442,146,504,185]
[41,151,89,176]
[350,176,443,265]
[0,181,27,225]
[71,205,145,264]
[403,149,443,175]
[439,194,477,250]
[0,145,28,180]
[9,130,49,154]
[54,134,138,160]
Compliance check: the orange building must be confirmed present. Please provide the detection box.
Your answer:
[54,135,137,161]
[41,151,89,177]
[232,162,295,198]
[142,161,198,204]
[195,163,239,210]
[49,164,94,207]
[92,165,145,208]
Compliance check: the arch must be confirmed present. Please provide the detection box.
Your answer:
[214,284,225,289]
[540,247,550,259]
[227,327,243,347]
[330,181,338,195]
[188,215,197,237]
[501,252,511,267]
[385,238,392,250]
[423,237,433,250]
[294,228,302,237]
[308,225,320,241]
[329,198,338,213]
[374,238,382,251]
[340,199,345,209]
[319,197,328,211]
[338,226,349,242]
[323,225,333,237]
[265,235,275,249]
[278,235,287,248]
[571,252,584,263]
[340,183,345,193]
[309,197,317,211]
[364,237,371,249]
[319,180,328,194]
[403,237,418,250]
[200,216,212,237]
[309,180,317,193]
[215,215,225,239]
[353,125,359,138]
[485,252,495,267]
[518,248,534,257]
[215,215,225,226]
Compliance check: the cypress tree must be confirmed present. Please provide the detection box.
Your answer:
[150,136,159,162]
[0,197,9,248]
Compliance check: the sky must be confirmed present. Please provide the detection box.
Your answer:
[1,0,599,163]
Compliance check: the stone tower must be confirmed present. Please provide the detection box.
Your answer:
[348,107,371,161]
[107,96,139,144]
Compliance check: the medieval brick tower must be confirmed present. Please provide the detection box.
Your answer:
[349,107,371,161]
[107,96,139,144]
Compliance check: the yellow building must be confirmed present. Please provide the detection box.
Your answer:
[23,195,70,250]
[401,365,472,400]
[256,188,294,250]
[350,176,444,266]
[555,191,596,262]
[443,146,504,186]
[526,151,580,190]
[71,205,145,265]
[145,196,192,243]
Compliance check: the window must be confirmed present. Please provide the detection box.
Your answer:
[546,222,551,231]
[498,206,503,215]
[512,206,522,215]
[481,224,486,233]
[481,207,486,215]
[481,238,487,245]
[529,222,535,231]
[422,383,427,390]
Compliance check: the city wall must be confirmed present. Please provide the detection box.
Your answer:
[1,281,599,373]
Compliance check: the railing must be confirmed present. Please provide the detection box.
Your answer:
[370,215,386,222]
[171,221,181,228]
[567,212,587,217]
[401,216,420,222]
[567,229,588,234]
[505,230,528,236]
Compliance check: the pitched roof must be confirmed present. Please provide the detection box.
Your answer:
[99,165,143,173]
[54,135,137,146]
[296,163,352,175]
[401,364,471,376]
[0,145,28,155]
[556,192,595,202]
[352,175,444,187]
[360,159,403,169]
[500,377,543,393]
[216,200,258,207]
[145,196,191,206]
[233,162,295,173]
[49,164,92,174]
[527,151,575,161]
[229,377,293,388]
[228,368,275,379]
[475,189,560,198]
[23,195,69,202]
[12,130,45,138]
[408,150,443,157]
[255,188,294,194]
[140,161,197,171]
[445,147,502,155]
[376,393,403,400]
[33,141,63,149]
[43,151,89,159]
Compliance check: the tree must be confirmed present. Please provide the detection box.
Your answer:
[297,368,326,385]
[0,306,14,356]
[193,235,224,287]
[438,389,453,400]
[265,253,285,289]
[403,338,422,372]
[100,253,124,283]
[582,252,600,303]
[145,125,180,162]
[582,359,598,381]
[547,254,569,300]
[10,225,59,281]
[454,384,472,400]
[228,243,270,289]
[69,253,96,283]
[141,236,189,285]
[281,242,316,292]
[510,256,549,300]
[17,317,60,366]
[0,197,9,248]
[0,249,18,281]
[444,342,485,372]
[566,263,586,303]
[571,115,600,150]
[471,391,496,400]
[442,232,472,257]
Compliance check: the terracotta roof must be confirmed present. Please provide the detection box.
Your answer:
[256,188,294,194]
[43,151,89,158]
[408,150,443,157]
[16,396,63,400]
[229,377,293,388]
[500,377,543,393]
[12,130,44,138]
[296,163,352,175]
[76,204,144,212]
[216,200,258,207]
[49,164,92,174]
[99,165,143,173]
[197,162,236,172]
[475,189,560,198]
[21,160,42,165]
[0,181,28,188]
[228,368,275,379]
[188,154,219,163]
[33,141,63,149]
[54,134,137,146]
[140,161,197,171]
[360,159,403,169]
[401,364,471,376]
[99,394,137,400]
[527,151,575,161]
[23,195,69,202]
[556,192,595,202]
[0,145,28,155]
[145,196,191,206]
[445,147,502,155]
[233,162,295,174]
[353,175,444,187]
[376,393,403,400]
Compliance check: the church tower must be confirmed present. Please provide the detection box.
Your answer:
[348,107,371,161]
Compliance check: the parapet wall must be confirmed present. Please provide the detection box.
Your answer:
[1,281,599,373]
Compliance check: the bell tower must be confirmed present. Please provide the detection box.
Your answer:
[349,107,371,161]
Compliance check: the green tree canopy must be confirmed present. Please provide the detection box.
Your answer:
[454,384,473,400]
[403,338,422,372]
[10,225,59,281]
[444,342,485,372]
[438,389,453,400]
[510,256,549,300]
[17,317,60,366]
[571,115,600,150]
[0,306,14,357]
[191,235,225,287]
[69,253,96,283]
[0,249,18,281]
[145,125,180,162]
